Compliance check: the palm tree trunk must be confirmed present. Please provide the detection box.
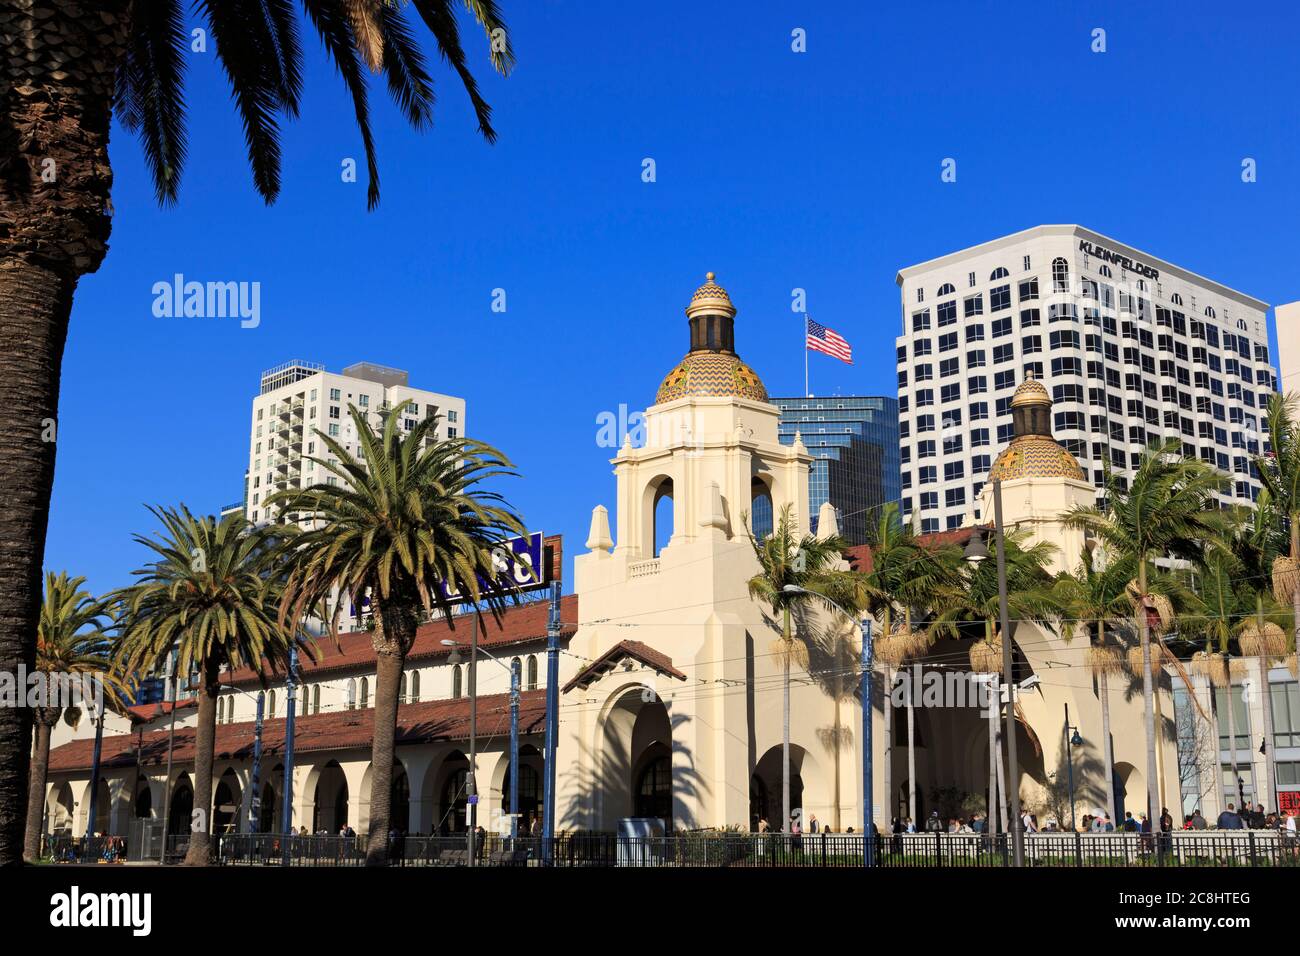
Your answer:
[0,0,129,867]
[1225,671,1241,809]
[1258,655,1277,812]
[1097,623,1118,828]
[987,675,998,834]
[882,662,894,827]
[184,659,221,865]
[367,598,416,864]
[906,670,916,823]
[831,669,842,832]
[782,606,791,832]
[22,714,56,861]
[1099,669,1117,828]
[1137,562,1161,821]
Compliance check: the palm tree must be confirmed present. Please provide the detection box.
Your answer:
[272,401,527,864]
[0,1,515,864]
[931,529,1060,827]
[745,503,861,833]
[857,503,956,827]
[1053,548,1140,828]
[114,507,301,865]
[1065,439,1225,823]
[21,573,128,861]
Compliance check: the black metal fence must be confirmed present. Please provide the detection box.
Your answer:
[40,830,1300,868]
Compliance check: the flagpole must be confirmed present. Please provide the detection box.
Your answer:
[804,313,809,397]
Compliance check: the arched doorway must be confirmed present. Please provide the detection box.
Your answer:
[436,751,470,835]
[596,688,674,830]
[213,768,242,834]
[500,744,544,832]
[46,782,75,834]
[168,777,193,835]
[752,745,807,831]
[134,778,153,819]
[312,761,349,833]
[391,764,410,834]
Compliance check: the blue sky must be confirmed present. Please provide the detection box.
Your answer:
[47,0,1300,595]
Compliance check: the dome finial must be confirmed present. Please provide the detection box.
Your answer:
[686,271,735,320]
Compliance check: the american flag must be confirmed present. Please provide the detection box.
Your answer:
[806,318,852,364]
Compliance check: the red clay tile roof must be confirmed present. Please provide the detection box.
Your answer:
[844,525,986,574]
[47,690,547,774]
[224,592,578,687]
[562,640,687,693]
[124,698,197,724]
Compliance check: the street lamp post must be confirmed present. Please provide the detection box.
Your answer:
[219,685,266,833]
[542,581,561,865]
[281,645,298,860]
[963,481,1026,866]
[443,615,522,862]
[782,584,874,866]
[159,665,179,863]
[1064,704,1082,833]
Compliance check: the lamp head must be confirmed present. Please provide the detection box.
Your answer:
[964,529,989,564]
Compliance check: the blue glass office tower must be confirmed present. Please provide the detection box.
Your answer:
[773,396,901,546]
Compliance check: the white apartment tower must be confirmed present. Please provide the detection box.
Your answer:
[245,360,466,525]
[896,225,1275,533]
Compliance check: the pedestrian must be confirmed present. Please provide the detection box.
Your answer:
[808,813,819,834]
[757,816,770,833]
[925,811,943,833]
[1190,808,1207,830]
[1122,812,1137,833]
[1216,803,1244,830]
[1159,807,1173,833]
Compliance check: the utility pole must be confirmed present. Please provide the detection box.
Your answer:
[994,479,1025,867]
[281,645,298,859]
[543,581,561,864]
[860,617,873,866]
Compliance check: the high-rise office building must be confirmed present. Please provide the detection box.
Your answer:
[773,395,900,545]
[895,225,1276,534]
[245,360,466,525]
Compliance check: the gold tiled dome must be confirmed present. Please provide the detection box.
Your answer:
[654,272,768,404]
[1010,376,1050,408]
[988,435,1087,482]
[656,351,768,403]
[685,271,735,319]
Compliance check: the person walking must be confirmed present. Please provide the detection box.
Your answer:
[925,811,943,833]
[1190,808,1207,830]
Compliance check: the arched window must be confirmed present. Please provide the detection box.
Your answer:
[312,684,320,715]
[937,282,956,297]
[411,671,421,702]
[346,678,356,710]
[359,677,369,709]
[652,478,674,557]
[269,690,276,719]
[452,665,463,699]
[216,697,224,723]
[750,477,773,540]
[526,655,538,691]
[1136,279,1146,292]
[399,673,407,704]
[990,267,1009,281]
[1099,265,1112,278]
[1171,293,1183,306]
[1051,257,1070,293]
[1205,306,1216,318]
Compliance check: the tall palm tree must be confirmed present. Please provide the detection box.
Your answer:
[114,507,301,865]
[1066,439,1225,823]
[931,529,1060,826]
[21,572,127,861]
[0,1,514,864]
[857,503,956,826]
[745,503,861,833]
[1053,548,1140,828]
[272,401,526,865]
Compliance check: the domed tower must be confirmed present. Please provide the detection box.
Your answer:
[980,372,1094,575]
[656,273,768,404]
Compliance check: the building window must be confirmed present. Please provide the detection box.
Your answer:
[937,283,956,296]
[452,664,463,699]
[990,267,1009,281]
[411,671,421,702]
[527,655,539,691]
[359,677,369,709]
[1052,257,1069,293]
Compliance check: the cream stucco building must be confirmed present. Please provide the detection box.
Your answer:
[42,274,1288,850]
